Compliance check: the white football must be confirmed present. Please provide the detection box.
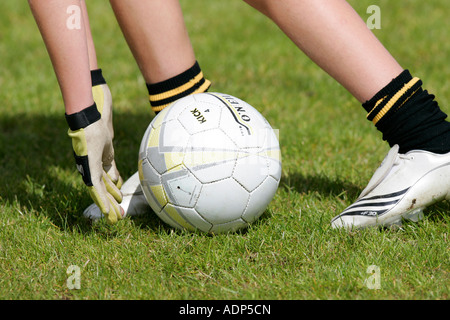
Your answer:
[138,92,281,234]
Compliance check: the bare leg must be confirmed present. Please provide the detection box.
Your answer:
[109,0,196,84]
[243,0,404,103]
[28,0,94,114]
[80,0,98,71]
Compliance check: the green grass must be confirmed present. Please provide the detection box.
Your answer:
[0,0,448,301]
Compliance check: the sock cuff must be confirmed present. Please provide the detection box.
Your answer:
[362,69,413,113]
[91,69,107,87]
[368,77,422,125]
[364,70,424,126]
[147,61,211,112]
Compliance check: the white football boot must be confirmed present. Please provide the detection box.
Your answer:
[83,171,150,221]
[331,145,450,229]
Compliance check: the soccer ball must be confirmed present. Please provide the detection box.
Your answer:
[138,92,281,234]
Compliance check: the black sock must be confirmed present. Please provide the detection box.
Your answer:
[363,69,450,154]
[146,61,211,114]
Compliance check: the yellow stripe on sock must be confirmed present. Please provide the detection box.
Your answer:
[367,96,387,119]
[194,78,211,94]
[150,78,211,112]
[149,72,205,102]
[372,77,420,125]
[151,104,171,112]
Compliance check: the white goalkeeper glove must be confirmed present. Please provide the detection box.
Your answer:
[66,102,123,224]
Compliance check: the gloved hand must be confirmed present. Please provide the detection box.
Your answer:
[91,80,123,190]
[66,102,123,224]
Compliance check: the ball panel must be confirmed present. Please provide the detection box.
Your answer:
[144,119,190,175]
[195,178,250,224]
[151,183,169,206]
[159,204,196,232]
[144,124,167,174]
[152,97,191,129]
[139,122,153,158]
[259,126,281,182]
[161,165,202,208]
[267,153,282,182]
[242,176,279,223]
[139,179,158,213]
[138,158,166,213]
[177,95,223,135]
[233,151,269,192]
[150,103,172,129]
[138,158,160,185]
[158,119,190,171]
[168,205,213,233]
[211,93,270,149]
[184,129,237,183]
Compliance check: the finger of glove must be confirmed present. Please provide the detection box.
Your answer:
[102,170,123,204]
[81,121,122,210]
[88,185,123,224]
[87,164,123,217]
[101,142,123,194]
[103,154,123,190]
[106,193,124,224]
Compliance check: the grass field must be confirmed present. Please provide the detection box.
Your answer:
[0,0,448,302]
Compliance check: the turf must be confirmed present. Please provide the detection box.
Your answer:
[0,0,448,301]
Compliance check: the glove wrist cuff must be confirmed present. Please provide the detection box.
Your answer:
[91,69,107,87]
[65,103,101,131]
